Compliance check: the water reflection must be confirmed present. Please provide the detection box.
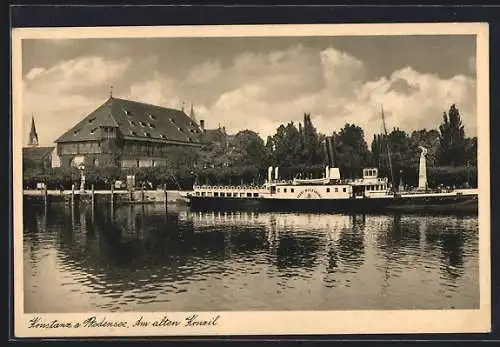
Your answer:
[23,201,479,312]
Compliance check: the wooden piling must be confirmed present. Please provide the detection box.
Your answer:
[110,183,114,207]
[43,185,48,206]
[71,184,75,207]
[164,187,168,208]
[141,186,145,203]
[91,184,95,208]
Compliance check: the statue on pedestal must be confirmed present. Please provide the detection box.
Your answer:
[418,146,428,191]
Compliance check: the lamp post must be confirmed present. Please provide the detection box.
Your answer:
[78,164,86,192]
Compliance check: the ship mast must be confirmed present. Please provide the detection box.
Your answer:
[381,106,396,193]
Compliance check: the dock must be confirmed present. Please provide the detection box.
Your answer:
[23,185,187,207]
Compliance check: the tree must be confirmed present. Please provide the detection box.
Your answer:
[438,104,467,166]
[334,123,371,178]
[299,113,324,166]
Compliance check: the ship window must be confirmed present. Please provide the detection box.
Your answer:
[291,188,294,193]
[201,192,206,197]
[214,192,219,197]
[240,193,245,197]
[284,188,287,193]
[343,188,347,192]
[196,192,200,196]
[277,188,280,193]
[326,188,330,193]
[335,188,338,192]
[220,192,225,197]
[247,193,252,197]
[253,193,259,197]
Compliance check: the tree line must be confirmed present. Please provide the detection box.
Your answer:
[23,104,477,190]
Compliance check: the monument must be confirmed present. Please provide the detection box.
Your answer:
[418,146,428,191]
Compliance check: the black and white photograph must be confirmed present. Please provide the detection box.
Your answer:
[12,23,491,337]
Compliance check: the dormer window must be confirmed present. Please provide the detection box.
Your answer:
[148,123,155,129]
[178,127,184,132]
[160,134,167,139]
[130,130,137,136]
[90,127,98,134]
[124,110,131,117]
[88,117,96,124]
[73,128,82,135]
[169,118,176,124]
[128,120,135,126]
[144,132,151,137]
[139,121,146,127]
[148,113,156,120]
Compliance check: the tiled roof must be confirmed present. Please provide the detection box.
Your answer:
[55,97,203,144]
[23,146,54,162]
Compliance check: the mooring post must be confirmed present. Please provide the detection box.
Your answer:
[110,182,114,208]
[164,186,168,209]
[43,185,48,206]
[71,184,75,207]
[91,184,95,209]
[141,186,145,203]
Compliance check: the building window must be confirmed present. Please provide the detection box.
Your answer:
[326,188,330,193]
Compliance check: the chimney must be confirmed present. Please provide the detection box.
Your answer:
[274,167,279,180]
[268,166,273,183]
[200,119,205,131]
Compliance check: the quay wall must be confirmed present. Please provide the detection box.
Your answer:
[23,189,186,206]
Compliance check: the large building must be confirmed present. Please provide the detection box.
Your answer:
[54,95,205,168]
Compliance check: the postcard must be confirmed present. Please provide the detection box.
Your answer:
[12,22,491,337]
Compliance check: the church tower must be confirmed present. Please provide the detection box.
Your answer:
[28,115,39,146]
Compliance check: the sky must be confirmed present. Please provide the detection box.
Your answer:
[21,35,477,147]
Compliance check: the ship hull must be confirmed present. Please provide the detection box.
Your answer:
[187,193,478,215]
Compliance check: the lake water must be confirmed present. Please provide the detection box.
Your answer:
[22,202,479,312]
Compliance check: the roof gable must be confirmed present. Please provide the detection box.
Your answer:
[55,97,203,144]
[23,146,54,162]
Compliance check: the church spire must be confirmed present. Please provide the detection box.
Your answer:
[28,115,39,146]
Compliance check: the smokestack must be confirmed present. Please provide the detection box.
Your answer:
[325,136,335,167]
[268,166,273,183]
[200,119,205,131]
[274,167,279,181]
[325,166,329,179]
